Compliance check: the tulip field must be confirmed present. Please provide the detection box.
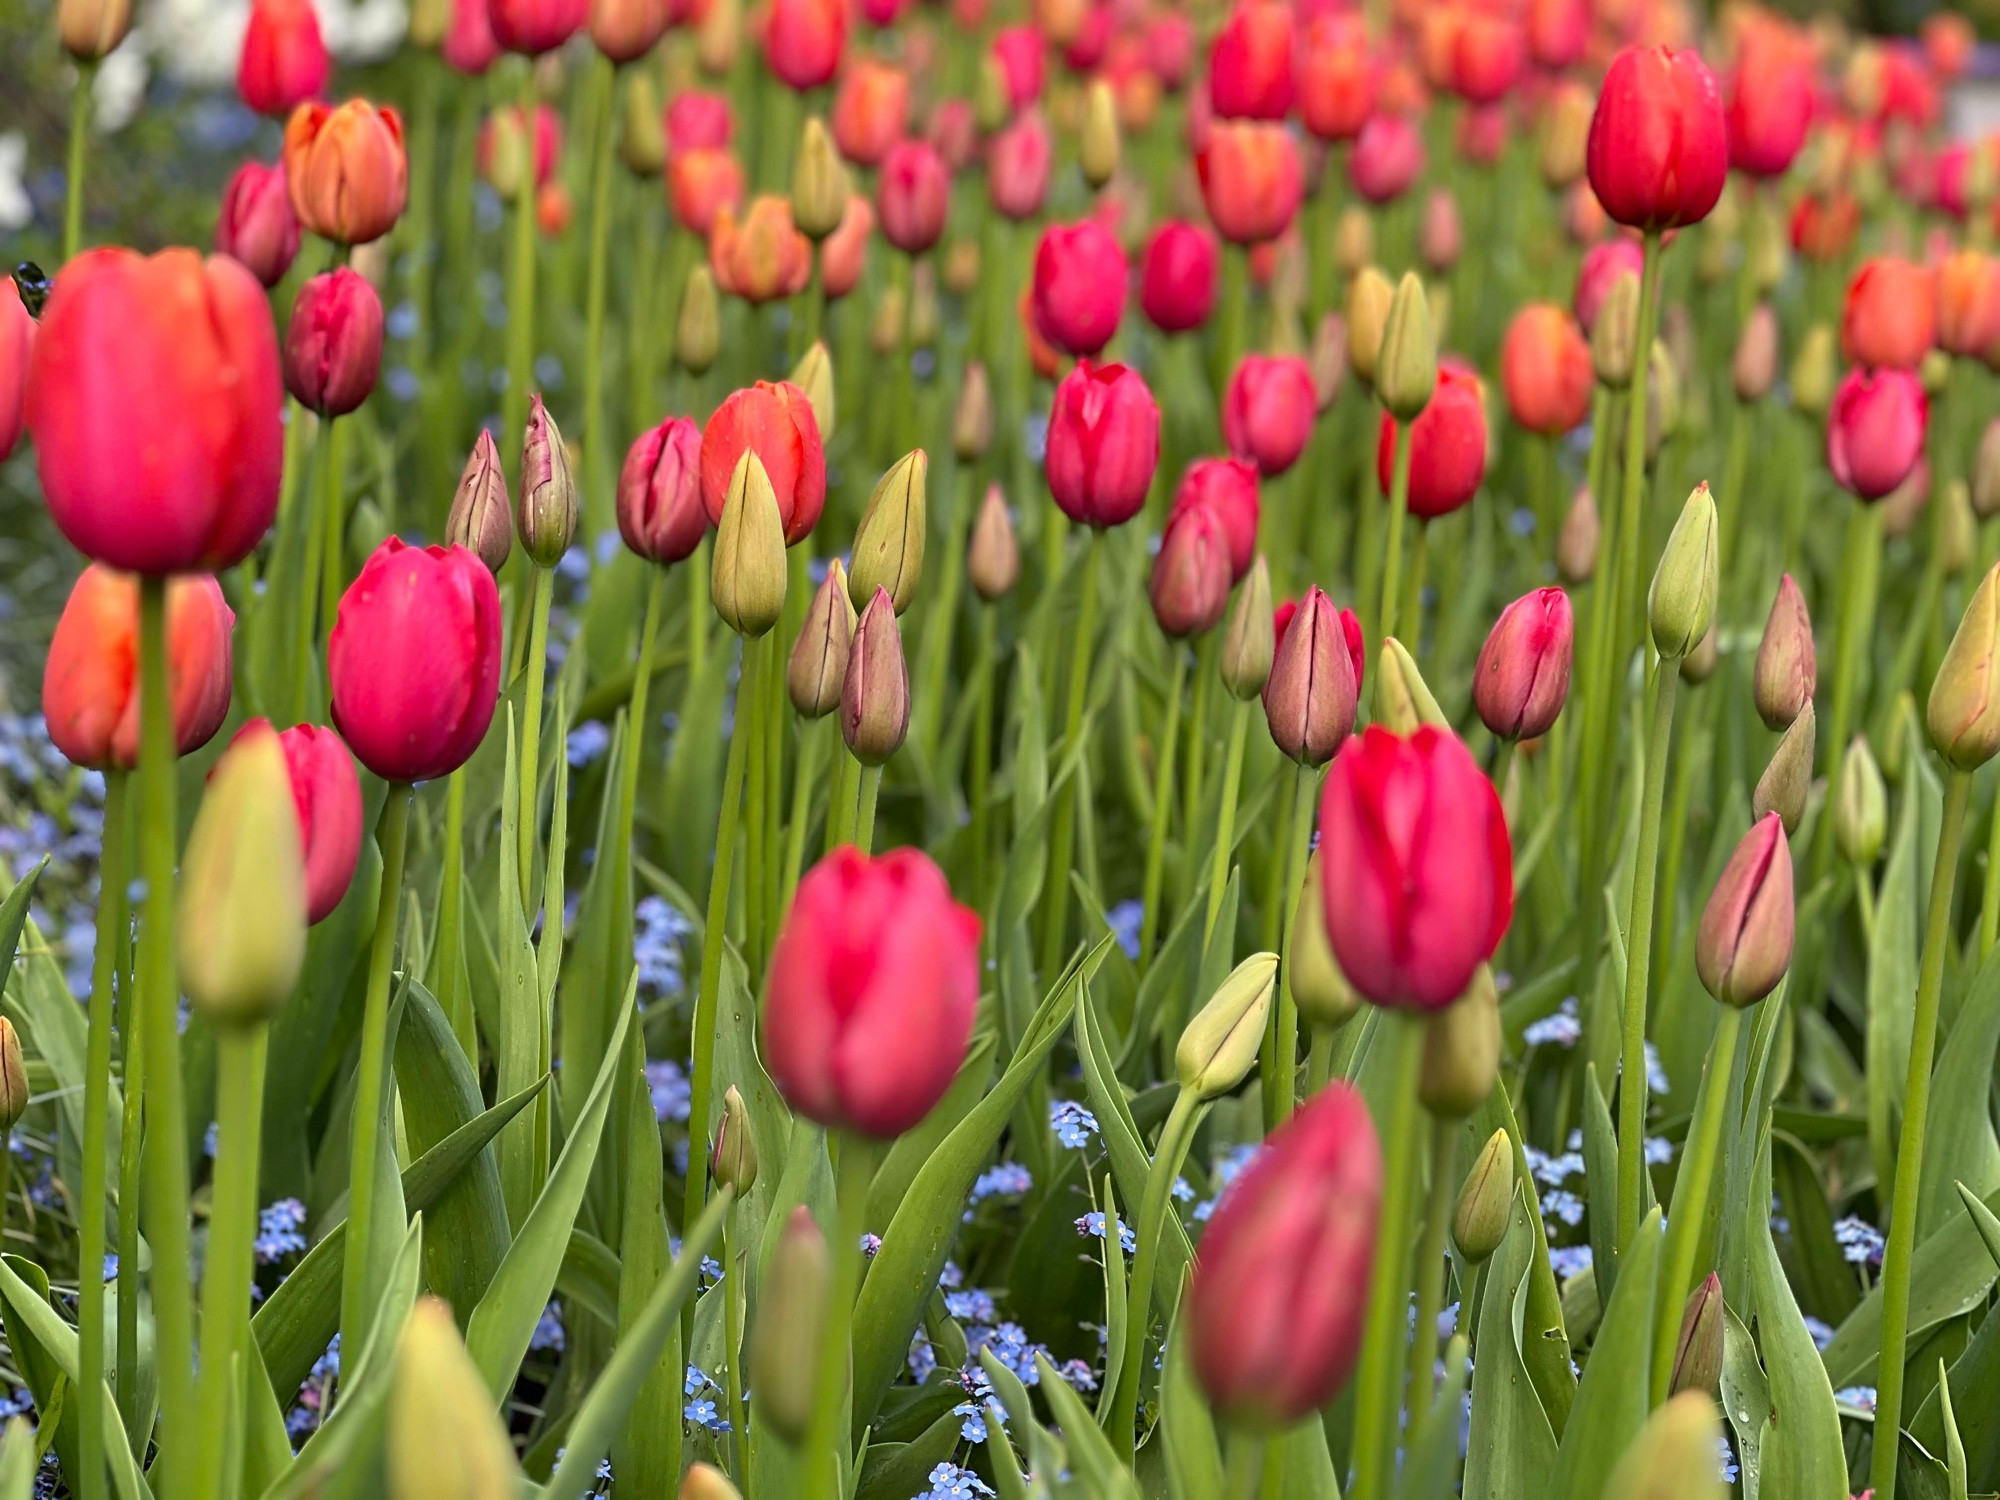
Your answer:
[10,0,2000,1495]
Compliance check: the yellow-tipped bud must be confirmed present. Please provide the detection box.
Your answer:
[1375,271,1438,422]
[388,1298,521,1499]
[1175,952,1278,1100]
[1648,483,1719,659]
[1452,1128,1513,1263]
[848,451,928,615]
[712,451,789,638]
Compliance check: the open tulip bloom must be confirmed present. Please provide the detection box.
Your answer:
[10,12,2000,1500]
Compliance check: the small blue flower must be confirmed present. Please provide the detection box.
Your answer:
[1050,1100,1099,1150]
[1076,1211,1137,1254]
[945,1288,998,1324]
[1106,899,1144,960]
[1834,1385,1877,1416]
[646,1058,692,1123]
[254,1198,309,1265]
[1523,997,1581,1049]
[1833,1214,1885,1268]
[529,1302,566,1354]
[685,1397,729,1432]
[1547,1245,1593,1280]
[970,1162,1033,1205]
[1803,1315,1835,1351]
[922,1461,996,1499]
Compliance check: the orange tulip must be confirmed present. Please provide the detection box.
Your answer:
[819,194,875,299]
[1841,256,1936,371]
[1500,303,1593,436]
[1936,251,2000,360]
[282,98,408,245]
[831,57,909,167]
[711,196,813,303]
[590,0,665,62]
[1197,118,1303,245]
[669,147,746,235]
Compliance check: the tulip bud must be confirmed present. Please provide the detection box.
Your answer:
[517,394,577,568]
[1942,482,1976,582]
[1834,736,1887,866]
[1591,271,1640,389]
[620,73,666,177]
[1176,952,1278,1100]
[1419,189,1463,277]
[1346,266,1393,387]
[975,54,1011,133]
[789,559,855,719]
[1557,485,1599,584]
[1332,206,1374,278]
[1373,637,1444,736]
[785,341,836,444]
[1670,1273,1724,1399]
[1289,850,1358,1031]
[1733,302,1778,404]
[389,1298,520,1499]
[445,430,514,575]
[1749,574,1815,731]
[1928,560,2000,771]
[1696,812,1794,1009]
[942,240,980,298]
[1974,419,2000,520]
[676,264,721,375]
[954,362,992,461]
[753,1207,829,1444]
[1452,1128,1513,1263]
[711,1084,759,1194]
[1264,588,1359,763]
[1080,80,1120,189]
[1309,311,1346,413]
[846,452,926,616]
[1881,691,1920,783]
[842,587,910,766]
[871,283,906,356]
[1922,348,1953,398]
[1679,623,1720,685]
[1644,340,1680,466]
[177,723,307,1029]
[1220,556,1276,699]
[712,451,788,637]
[0,1020,27,1132]
[792,116,849,240]
[680,1464,743,1500]
[1474,588,1573,742]
[1648,483,1719,659]
[60,0,132,59]
[1150,503,1233,640]
[284,268,385,417]
[967,485,1019,602]
[1418,964,1500,1117]
[1375,272,1437,423]
[1752,701,1814,836]
[1790,323,1837,418]
[1603,1391,1727,1500]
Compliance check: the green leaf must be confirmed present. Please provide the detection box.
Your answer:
[494,709,543,1229]
[1270,1408,1342,1500]
[1552,1206,1661,1500]
[1034,1352,1138,1499]
[1396,1337,1469,1500]
[855,1408,964,1500]
[1721,1303,1768,1500]
[1581,1062,1621,1303]
[0,1420,34,1500]
[0,860,44,973]
[241,1329,296,1497]
[1822,1182,2000,1389]
[1463,1186,1558,1499]
[1940,1361,1969,1500]
[1917,945,2000,1240]
[1870,766,1924,1207]
[0,1255,148,1500]
[1958,1182,2000,1271]
[556,1230,623,1331]
[1160,1302,1223,1500]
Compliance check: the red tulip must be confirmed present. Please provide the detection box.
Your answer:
[991,26,1046,108]
[988,110,1054,220]
[1209,0,1294,121]
[1348,112,1424,205]
[1139,220,1218,334]
[215,159,302,288]
[819,195,875,299]
[1456,103,1507,168]
[27,248,282,576]
[1150,501,1233,638]
[442,0,498,73]
[1297,15,1373,143]
[590,0,665,63]
[877,140,949,255]
[1924,11,1975,82]
[1573,237,1644,335]
[1585,45,1728,232]
[710,197,813,303]
[1827,367,1928,502]
[666,92,733,155]
[0,277,29,462]
[1198,120,1304,245]
[1451,11,1522,106]
[1046,361,1160,529]
[765,0,846,91]
[1264,585,1360,765]
[283,98,408,245]
[1148,13,1195,90]
[328,538,503,784]
[700,381,826,543]
[251,720,362,924]
[832,58,909,168]
[1695,812,1794,1007]
[1319,724,1511,1009]
[860,0,905,24]
[1526,0,1586,71]
[1169,457,1258,580]
[478,103,563,193]
[619,415,707,565]
[1188,1081,1381,1428]
[1474,587,1574,741]
[1937,251,2000,360]
[1223,354,1316,477]
[764,846,982,1138]
[490,0,587,54]
[1500,303,1592,436]
[283,267,383,417]
[926,99,979,173]
[1841,257,1937,372]
[43,565,235,771]
[1378,361,1488,519]
[1725,28,1812,179]
[1032,220,1126,358]
[1790,191,1860,265]
[238,0,328,118]
[669,149,745,236]
[1061,3,1111,72]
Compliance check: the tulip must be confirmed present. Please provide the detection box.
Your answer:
[1789,191,1860,266]
[1976,420,2000,521]
[1754,574,1815,730]
[1045,361,1160,529]
[1451,11,1521,105]
[328,538,503,785]
[953,363,991,462]
[1538,80,1592,190]
[1208,0,1293,121]
[283,267,383,418]
[1139,221,1218,334]
[1753,704,1814,835]
[1169,458,1257,581]
[58,0,130,59]
[441,0,498,72]
[1586,46,1727,232]
[215,160,302,289]
[1457,103,1507,168]
[1374,272,1435,423]
[1263,587,1360,766]
[1842,257,1937,372]
[927,99,978,174]
[764,846,981,1137]
[44,566,235,771]
[591,0,663,61]
[1374,638,1441,737]
[28,248,283,576]
[790,560,856,719]
[1452,1129,1513,1262]
[516,394,576,568]
[283,99,407,245]
[1696,812,1793,1008]
[848,451,926,613]
[1605,1392,1727,1500]
[1835,737,1888,866]
[1790,323,1837,418]
[534,180,573,237]
[1557,485,1599,585]
[489,0,585,52]
[1297,15,1373,143]
[875,140,949,256]
[1333,206,1374,279]
[1288,849,1356,1031]
[711,452,789,637]
[818,195,874,299]
[967,484,1019,602]
[1319,725,1512,1010]
[1574,237,1645,336]
[1377,361,1486,520]
[386,1299,521,1496]
[669,149,746,235]
[238,0,329,118]
[1929,561,2000,771]
[1500,304,1591,437]
[478,103,563,199]
[245,719,359,927]
[1474,588,1573,743]
[1649,482,1719,660]
[1936,251,2000,360]
[1150,502,1232,640]
[752,1208,828,1442]
[665,94,732,157]
[1827,368,1928,502]
[618,416,706,566]
[831,59,908,168]
[710,197,813,304]
[1178,952,1278,1099]
[0,1021,24,1133]
[445,430,513,574]
[1667,1273,1725,1400]
[1219,557,1275,700]
[990,25,1043,108]
[1346,266,1393,387]
[1725,32,1812,180]
[1347,113,1424,207]
[1418,964,1499,1116]
[699,382,824,549]
[841,587,909,766]
[1309,311,1346,412]
[1595,283,1641,396]
[0,275,32,463]
[1733,302,1778,404]
[1187,1081,1381,1428]
[1198,120,1303,245]
[1418,189,1462,277]
[1031,221,1126,358]
[987,110,1053,220]
[1220,354,1315,479]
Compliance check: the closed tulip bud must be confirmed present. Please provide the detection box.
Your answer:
[1557,486,1599,584]
[1264,587,1359,765]
[389,1299,520,1500]
[1835,737,1887,865]
[941,240,979,299]
[241,719,362,926]
[1032,221,1127,359]
[1377,361,1487,521]
[1696,812,1793,1008]
[1374,637,1443,735]
[974,54,1011,132]
[1591,271,1641,389]
[1329,206,1373,279]
[676,264,720,375]
[444,431,513,574]
[1419,964,1499,1117]
[1943,480,1977,580]
[1376,272,1437,423]
[1188,1082,1381,1428]
[1309,312,1346,413]
[1418,189,1462,277]
[1747,575,1814,735]
[1046,362,1160,529]
[1538,81,1591,188]
[619,72,665,176]
[617,416,705,568]
[1670,1274,1724,1399]
[787,340,835,442]
[1475,588,1574,742]
[1177,952,1278,1099]
[1603,1391,1727,1500]
[877,140,949,256]
[1222,355,1315,478]
[239,0,329,118]
[790,559,855,718]
[1138,221,1218,334]
[1346,267,1393,387]
[60,0,131,59]
[1643,340,1680,467]
[711,452,788,638]
[711,1084,758,1194]
[1648,483,1718,659]
[215,160,303,289]
[951,364,992,463]
[752,1208,829,1442]
[791,117,848,240]
[1453,1128,1513,1262]
[1841,256,1936,373]
[1080,80,1120,189]
[849,451,926,614]
[1974,420,2000,520]
[1500,304,1592,437]
[0,1020,24,1132]
[1348,113,1424,206]
[1679,622,1720,684]
[1752,701,1814,835]
[680,1465,742,1500]
[842,588,909,766]
[1929,561,2000,771]
[1290,851,1358,1030]
[1789,323,1837,418]
[178,722,306,1028]
[1733,302,1779,404]
[1882,457,1933,542]
[516,395,576,567]
[967,485,1019,602]
[1220,556,1275,699]
[284,268,383,417]
[1586,46,1728,232]
[871,284,906,355]
[283,99,409,246]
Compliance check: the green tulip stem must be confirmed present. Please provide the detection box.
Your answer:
[339,782,411,1376]
[516,564,554,908]
[764,611,787,971]
[1136,645,1189,975]
[854,764,884,856]
[915,466,978,763]
[1038,529,1103,980]
[741,631,770,962]
[1616,657,1679,1251]
[1870,766,1973,1500]
[1181,633,1216,885]
[1105,1085,1202,1463]
[581,57,619,538]
[1407,1112,1458,1411]
[1306,1024,1336,1097]
[1348,1010,1425,1500]
[136,578,195,1493]
[1265,760,1316,1130]
[293,417,335,723]
[318,413,347,667]
[192,1024,269,1499]
[803,1135,878,1500]
[1816,501,1885,882]
[64,63,94,260]
[1980,793,2000,961]
[1403,519,1429,653]
[969,606,1000,912]
[722,1210,751,1488]
[1224,1426,1267,1500]
[1377,421,1415,662]
[1213,245,1248,400]
[826,743,860,853]
[1857,864,1878,950]
[503,63,540,482]
[75,770,126,1500]
[1650,1001,1746,1405]
[1203,701,1251,945]
[114,917,145,1444]
[438,766,476,1063]
[783,715,829,915]
[613,569,667,936]
[1572,384,1620,952]
[1614,233,1664,667]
